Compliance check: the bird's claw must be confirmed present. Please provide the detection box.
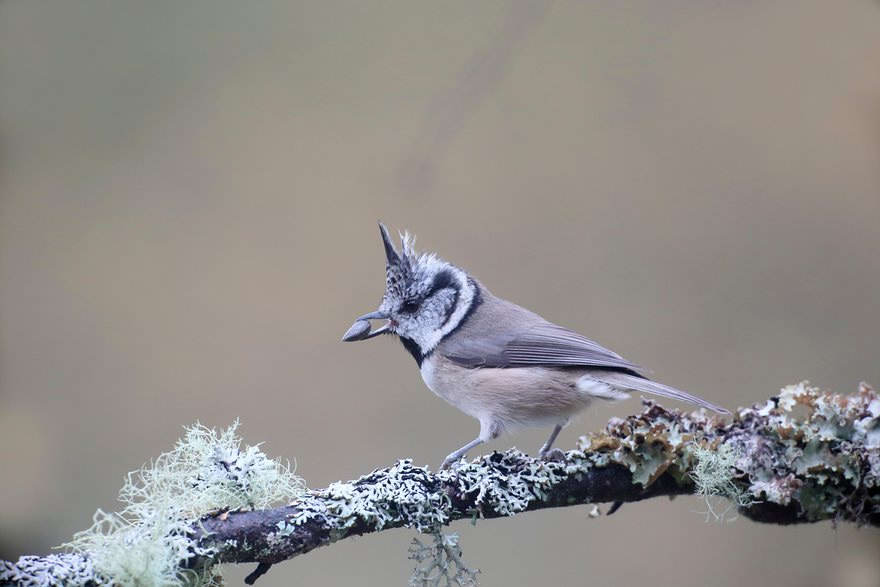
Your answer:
[538,448,567,462]
[606,501,625,516]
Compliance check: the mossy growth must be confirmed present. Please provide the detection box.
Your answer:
[61,420,305,586]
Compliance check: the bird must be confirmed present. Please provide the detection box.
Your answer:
[342,224,729,470]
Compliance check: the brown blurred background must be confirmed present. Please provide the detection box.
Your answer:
[2,1,879,585]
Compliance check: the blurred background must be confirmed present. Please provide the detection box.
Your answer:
[2,1,879,585]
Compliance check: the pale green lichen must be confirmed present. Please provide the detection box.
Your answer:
[60,420,305,587]
[577,403,715,490]
[572,381,879,524]
[731,381,879,521]
[689,443,751,521]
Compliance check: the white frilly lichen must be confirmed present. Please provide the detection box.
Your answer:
[444,450,586,515]
[280,451,588,541]
[285,460,453,535]
[0,554,98,587]
[37,420,305,587]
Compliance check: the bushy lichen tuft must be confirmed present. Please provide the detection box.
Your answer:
[61,421,305,587]
[408,530,479,587]
[689,443,751,521]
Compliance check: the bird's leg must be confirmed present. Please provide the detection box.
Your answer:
[439,437,484,470]
[439,420,501,470]
[538,423,566,461]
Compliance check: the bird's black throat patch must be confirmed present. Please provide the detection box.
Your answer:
[398,335,425,366]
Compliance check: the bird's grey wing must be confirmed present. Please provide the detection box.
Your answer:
[442,320,644,375]
[438,292,729,414]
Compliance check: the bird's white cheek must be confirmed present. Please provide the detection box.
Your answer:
[419,356,440,396]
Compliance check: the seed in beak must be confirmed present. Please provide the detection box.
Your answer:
[341,319,372,341]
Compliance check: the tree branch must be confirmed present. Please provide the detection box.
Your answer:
[3,382,878,586]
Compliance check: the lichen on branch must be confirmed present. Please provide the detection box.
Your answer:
[2,421,305,586]
[2,382,878,587]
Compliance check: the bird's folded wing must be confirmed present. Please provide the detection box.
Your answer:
[441,321,644,375]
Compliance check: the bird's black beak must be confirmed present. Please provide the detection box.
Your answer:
[341,310,392,342]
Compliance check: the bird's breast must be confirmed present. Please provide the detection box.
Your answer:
[418,354,479,415]
[419,355,596,427]
[418,354,443,397]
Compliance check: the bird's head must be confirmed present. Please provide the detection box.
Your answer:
[342,223,477,361]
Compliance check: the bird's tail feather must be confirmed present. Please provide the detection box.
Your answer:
[593,372,730,415]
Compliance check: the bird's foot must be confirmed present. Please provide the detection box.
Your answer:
[538,448,567,462]
[439,454,461,471]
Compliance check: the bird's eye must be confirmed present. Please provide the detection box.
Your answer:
[401,300,420,314]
